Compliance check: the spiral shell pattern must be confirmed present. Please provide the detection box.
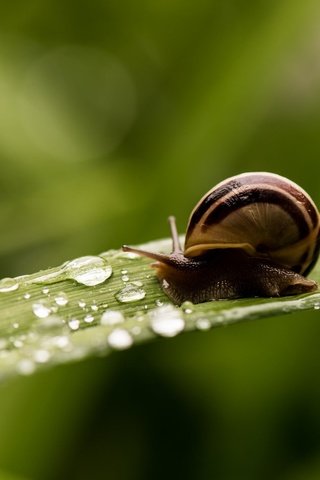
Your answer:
[185,172,320,275]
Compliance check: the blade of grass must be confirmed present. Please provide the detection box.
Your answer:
[0,237,319,382]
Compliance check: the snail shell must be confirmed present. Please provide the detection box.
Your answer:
[123,172,320,304]
[185,172,320,275]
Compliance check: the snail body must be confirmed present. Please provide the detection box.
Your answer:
[123,172,320,305]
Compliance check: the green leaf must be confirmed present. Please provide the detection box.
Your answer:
[0,238,319,382]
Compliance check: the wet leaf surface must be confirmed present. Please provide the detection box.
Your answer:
[0,238,319,381]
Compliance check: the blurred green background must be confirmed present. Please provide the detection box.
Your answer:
[1,1,320,479]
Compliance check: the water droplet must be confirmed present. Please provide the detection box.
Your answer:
[42,287,50,295]
[131,326,141,336]
[149,304,185,337]
[0,277,19,293]
[181,301,193,314]
[12,322,19,329]
[13,339,24,348]
[100,310,124,326]
[78,300,86,308]
[84,314,94,323]
[107,329,133,350]
[24,292,31,299]
[32,301,52,318]
[121,269,128,275]
[212,314,226,325]
[122,275,130,282]
[65,256,112,286]
[133,280,143,287]
[196,318,211,331]
[17,359,35,375]
[314,302,320,310]
[53,335,70,349]
[54,292,69,306]
[115,283,146,303]
[34,349,51,363]
[91,303,99,312]
[68,318,80,330]
[155,299,164,307]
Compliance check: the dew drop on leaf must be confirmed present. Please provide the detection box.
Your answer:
[84,314,94,323]
[34,349,51,363]
[54,292,69,306]
[115,283,146,303]
[13,339,24,348]
[32,301,53,319]
[107,329,133,350]
[65,256,112,286]
[149,304,185,337]
[195,318,211,330]
[16,359,36,375]
[181,301,193,314]
[100,310,124,326]
[0,278,19,293]
[68,318,80,331]
[52,335,70,350]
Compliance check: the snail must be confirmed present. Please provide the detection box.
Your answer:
[123,172,320,305]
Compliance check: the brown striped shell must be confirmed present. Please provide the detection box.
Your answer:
[184,172,320,275]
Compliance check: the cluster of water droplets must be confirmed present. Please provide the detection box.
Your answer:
[0,254,117,377]
[0,253,150,375]
[0,303,74,376]
[2,246,319,378]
